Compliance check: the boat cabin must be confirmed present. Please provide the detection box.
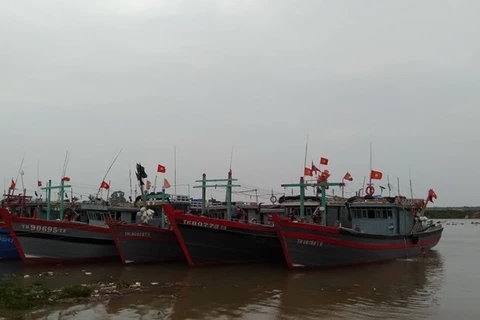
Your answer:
[346,196,423,235]
[278,195,352,228]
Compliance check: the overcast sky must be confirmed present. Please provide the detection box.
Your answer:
[1,0,479,206]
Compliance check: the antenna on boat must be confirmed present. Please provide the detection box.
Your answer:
[361,176,366,196]
[60,150,70,181]
[36,159,40,196]
[397,177,401,196]
[229,146,234,173]
[409,165,413,199]
[368,138,373,190]
[303,134,309,177]
[174,146,177,198]
[96,149,123,198]
[12,152,26,196]
[106,180,111,201]
[387,175,392,197]
[129,166,133,202]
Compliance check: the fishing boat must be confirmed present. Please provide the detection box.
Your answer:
[164,171,286,266]
[106,163,185,264]
[0,179,139,263]
[272,176,443,268]
[0,193,40,260]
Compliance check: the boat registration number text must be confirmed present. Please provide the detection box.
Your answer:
[0,236,13,244]
[182,220,227,230]
[297,239,323,247]
[124,231,151,237]
[21,224,67,234]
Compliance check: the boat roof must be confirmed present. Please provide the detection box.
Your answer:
[347,196,424,207]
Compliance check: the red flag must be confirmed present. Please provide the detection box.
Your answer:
[318,169,330,182]
[320,157,328,165]
[427,189,437,203]
[343,172,353,181]
[370,170,383,180]
[304,167,313,176]
[37,180,42,187]
[9,179,15,190]
[157,164,166,173]
[311,161,319,173]
[163,178,171,189]
[100,181,110,190]
[62,177,71,182]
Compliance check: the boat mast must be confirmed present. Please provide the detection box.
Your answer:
[281,177,343,224]
[387,175,391,197]
[369,140,373,191]
[409,165,413,199]
[96,149,122,198]
[12,152,26,197]
[41,179,72,220]
[129,167,133,202]
[174,146,177,198]
[193,172,240,220]
[303,134,308,178]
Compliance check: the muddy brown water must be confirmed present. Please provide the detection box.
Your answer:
[1,219,479,319]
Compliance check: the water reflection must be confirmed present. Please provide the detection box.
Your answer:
[2,252,444,320]
[278,251,445,320]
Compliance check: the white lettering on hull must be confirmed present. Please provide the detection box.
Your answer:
[297,239,323,247]
[20,224,67,234]
[124,231,151,237]
[182,220,227,230]
[0,236,13,244]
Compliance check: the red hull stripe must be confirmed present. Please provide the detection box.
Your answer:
[8,215,111,234]
[163,205,194,266]
[282,231,441,250]
[276,221,340,234]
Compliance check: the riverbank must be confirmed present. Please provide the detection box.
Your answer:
[426,207,480,219]
[0,277,197,320]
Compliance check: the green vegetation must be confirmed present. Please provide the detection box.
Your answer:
[0,281,93,312]
[0,281,50,310]
[425,207,480,219]
[57,285,93,299]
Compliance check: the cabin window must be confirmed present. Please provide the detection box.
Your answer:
[368,209,375,219]
[382,209,388,219]
[388,209,393,219]
[355,209,360,218]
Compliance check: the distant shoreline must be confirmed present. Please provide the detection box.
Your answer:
[426,207,480,219]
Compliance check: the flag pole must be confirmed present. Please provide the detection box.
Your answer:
[369,139,373,188]
[341,178,345,198]
[106,180,111,201]
[96,149,122,198]
[129,167,133,202]
[153,174,158,193]
[387,175,391,197]
[174,146,177,198]
[37,159,40,196]
[397,177,401,196]
[409,165,413,199]
[361,176,366,196]
[303,134,309,178]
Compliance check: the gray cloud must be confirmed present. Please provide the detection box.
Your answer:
[1,0,479,205]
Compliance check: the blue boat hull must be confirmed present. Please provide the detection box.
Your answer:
[0,226,19,260]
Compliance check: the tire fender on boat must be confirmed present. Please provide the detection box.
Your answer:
[270,195,277,204]
[365,185,375,196]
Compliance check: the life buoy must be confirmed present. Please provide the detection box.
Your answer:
[365,185,375,196]
[270,195,277,204]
